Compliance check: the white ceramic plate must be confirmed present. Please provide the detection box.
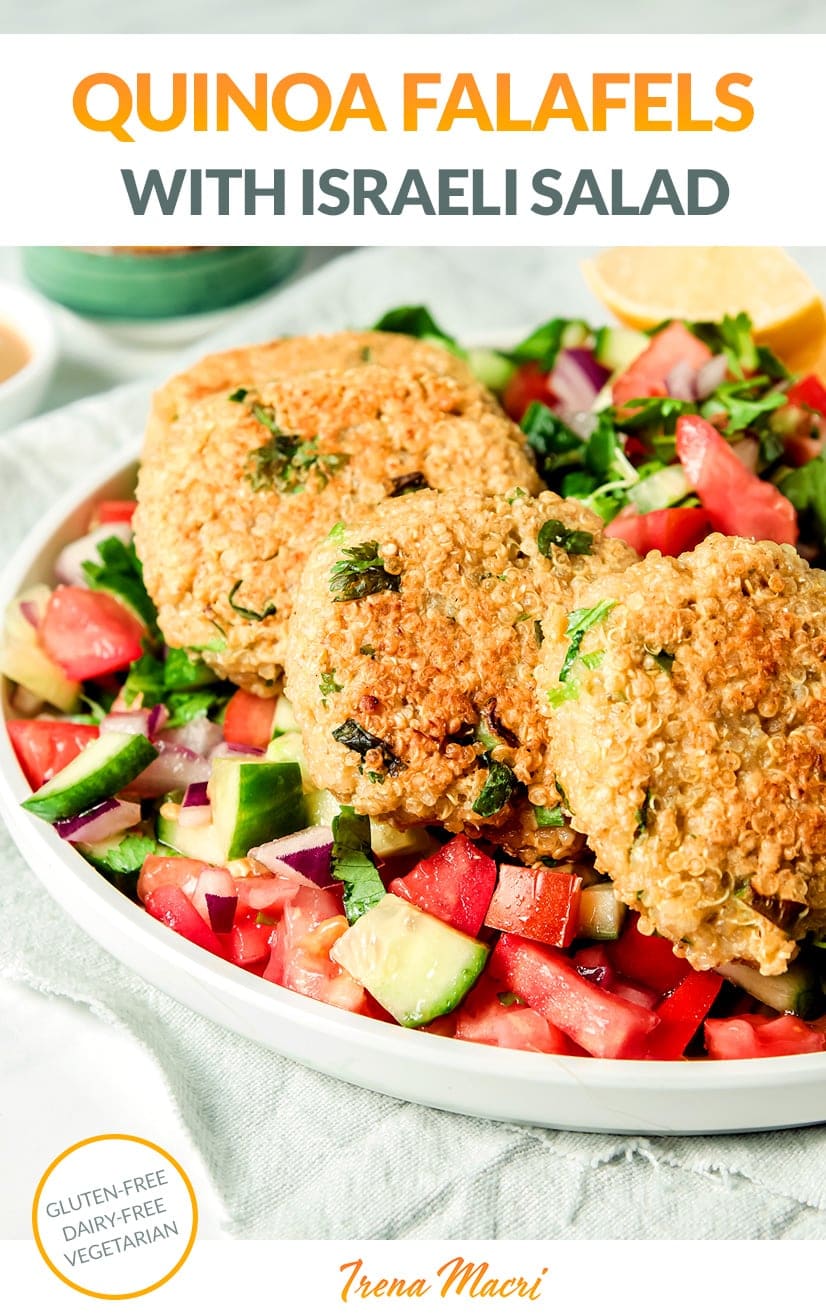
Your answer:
[2,450,825,1136]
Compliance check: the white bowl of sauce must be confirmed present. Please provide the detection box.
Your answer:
[0,282,58,432]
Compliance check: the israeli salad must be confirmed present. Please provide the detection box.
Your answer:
[3,312,826,1062]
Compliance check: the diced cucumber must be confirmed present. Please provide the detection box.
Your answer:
[22,732,157,823]
[466,348,516,392]
[560,320,591,350]
[0,638,80,713]
[78,832,161,894]
[208,757,305,860]
[156,809,228,865]
[272,694,299,736]
[331,892,489,1027]
[369,820,436,861]
[593,327,649,373]
[265,730,310,783]
[719,959,822,1019]
[628,465,692,514]
[305,788,341,826]
[577,885,626,941]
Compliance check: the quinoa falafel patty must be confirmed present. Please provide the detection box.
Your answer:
[536,535,826,976]
[134,364,541,695]
[145,330,491,449]
[284,489,637,861]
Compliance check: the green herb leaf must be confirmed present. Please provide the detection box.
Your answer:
[537,518,594,557]
[780,454,826,548]
[82,537,158,632]
[645,646,675,674]
[228,387,249,403]
[371,305,465,358]
[472,758,518,817]
[534,804,565,828]
[331,719,404,776]
[331,806,386,923]
[521,402,583,479]
[243,399,349,494]
[319,670,343,698]
[547,679,581,708]
[634,787,651,839]
[330,541,401,602]
[510,318,589,369]
[227,580,277,622]
[559,600,617,683]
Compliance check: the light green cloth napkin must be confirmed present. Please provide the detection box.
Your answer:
[1,248,825,1239]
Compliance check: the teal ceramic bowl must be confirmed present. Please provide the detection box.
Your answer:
[22,247,303,320]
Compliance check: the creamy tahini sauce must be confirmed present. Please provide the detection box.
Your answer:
[0,322,30,384]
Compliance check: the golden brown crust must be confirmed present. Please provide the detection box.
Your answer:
[535,535,826,974]
[134,363,541,694]
[284,489,636,859]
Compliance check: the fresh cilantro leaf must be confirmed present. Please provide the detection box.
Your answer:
[81,833,160,896]
[82,537,158,632]
[163,648,218,691]
[472,758,518,817]
[781,454,826,548]
[704,378,788,435]
[331,806,386,923]
[228,387,249,403]
[521,402,583,479]
[165,687,232,728]
[371,306,465,358]
[558,600,617,683]
[227,580,277,622]
[537,519,594,557]
[616,396,693,434]
[691,312,758,376]
[510,318,589,369]
[121,642,226,724]
[331,719,404,775]
[534,804,565,828]
[330,542,401,602]
[243,398,349,494]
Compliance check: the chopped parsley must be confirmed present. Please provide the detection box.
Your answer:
[241,397,349,493]
[227,580,277,622]
[121,644,232,727]
[472,758,518,818]
[228,387,249,403]
[81,833,160,897]
[558,600,617,683]
[534,804,565,828]
[82,537,158,633]
[331,807,386,924]
[330,541,401,602]
[537,519,594,558]
[645,646,675,674]
[319,670,343,699]
[331,719,404,776]
[371,305,465,359]
[781,455,826,549]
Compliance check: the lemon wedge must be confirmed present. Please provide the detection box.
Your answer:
[583,247,826,373]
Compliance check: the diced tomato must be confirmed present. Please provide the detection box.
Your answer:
[264,884,366,1013]
[612,979,660,1011]
[95,500,138,525]
[234,869,317,917]
[484,865,582,948]
[608,914,687,995]
[502,362,557,422]
[613,322,712,409]
[705,1013,826,1060]
[452,977,579,1054]
[675,414,798,544]
[645,970,723,1060]
[138,854,208,904]
[7,719,98,790]
[389,835,497,937]
[605,506,711,557]
[222,689,279,751]
[226,915,274,971]
[144,884,228,958]
[40,586,146,681]
[574,944,615,988]
[491,934,659,1059]
[787,374,826,416]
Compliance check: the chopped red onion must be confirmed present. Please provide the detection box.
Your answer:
[56,797,141,843]
[102,709,152,738]
[550,349,610,414]
[191,866,236,926]
[159,716,224,758]
[182,781,209,809]
[731,437,760,474]
[665,361,698,402]
[204,892,238,934]
[19,600,40,629]
[251,826,334,887]
[147,704,168,738]
[178,780,211,829]
[127,742,210,797]
[54,522,133,588]
[209,741,265,762]
[695,354,728,400]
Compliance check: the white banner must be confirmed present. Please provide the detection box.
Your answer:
[0,33,817,244]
